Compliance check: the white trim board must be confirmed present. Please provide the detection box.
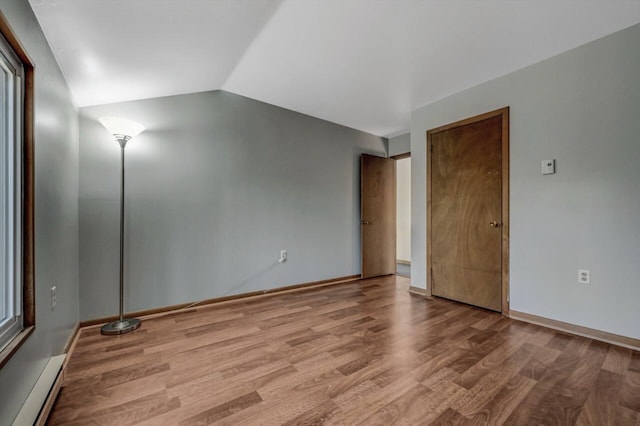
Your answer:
[12,354,65,426]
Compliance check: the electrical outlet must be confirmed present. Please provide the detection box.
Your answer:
[578,269,590,284]
[51,286,57,310]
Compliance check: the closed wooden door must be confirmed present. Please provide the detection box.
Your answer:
[361,154,396,278]
[427,108,509,312]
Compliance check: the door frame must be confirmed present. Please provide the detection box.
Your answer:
[426,107,510,315]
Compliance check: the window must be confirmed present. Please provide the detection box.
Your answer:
[0,11,35,369]
[0,30,23,351]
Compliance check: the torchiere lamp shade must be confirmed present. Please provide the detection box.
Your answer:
[99,117,145,141]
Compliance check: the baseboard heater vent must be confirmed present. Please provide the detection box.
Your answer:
[12,354,65,426]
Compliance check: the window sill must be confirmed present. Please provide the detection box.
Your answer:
[0,326,35,369]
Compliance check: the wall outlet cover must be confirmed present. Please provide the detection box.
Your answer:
[51,286,57,309]
[541,159,556,175]
[578,269,590,284]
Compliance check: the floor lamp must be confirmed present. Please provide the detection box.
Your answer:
[98,117,145,335]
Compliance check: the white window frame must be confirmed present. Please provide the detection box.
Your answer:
[0,31,24,353]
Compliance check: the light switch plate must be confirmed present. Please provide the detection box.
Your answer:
[541,159,555,175]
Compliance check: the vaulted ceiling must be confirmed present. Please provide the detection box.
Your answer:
[29,0,640,136]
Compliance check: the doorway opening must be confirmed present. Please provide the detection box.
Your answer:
[393,153,411,278]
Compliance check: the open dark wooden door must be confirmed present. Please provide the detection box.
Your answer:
[361,154,396,279]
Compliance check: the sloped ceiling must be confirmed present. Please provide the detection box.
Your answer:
[29,0,640,136]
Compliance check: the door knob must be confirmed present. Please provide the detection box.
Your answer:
[361,220,371,225]
[489,221,500,228]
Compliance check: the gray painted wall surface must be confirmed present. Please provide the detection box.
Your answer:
[388,133,410,156]
[0,1,79,423]
[411,24,640,339]
[79,91,386,320]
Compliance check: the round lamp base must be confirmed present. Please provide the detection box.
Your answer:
[101,318,141,335]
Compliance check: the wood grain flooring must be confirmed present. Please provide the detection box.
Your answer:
[48,276,640,425]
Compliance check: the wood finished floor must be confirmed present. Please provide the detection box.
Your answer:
[48,276,640,425]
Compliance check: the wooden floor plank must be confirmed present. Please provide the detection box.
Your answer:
[601,344,632,375]
[465,374,537,425]
[430,407,468,425]
[355,383,431,425]
[576,369,624,426]
[621,370,640,412]
[177,391,262,426]
[48,275,640,425]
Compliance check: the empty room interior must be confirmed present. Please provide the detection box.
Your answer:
[1,1,640,424]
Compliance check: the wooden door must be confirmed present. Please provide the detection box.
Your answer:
[361,154,396,278]
[427,108,509,312]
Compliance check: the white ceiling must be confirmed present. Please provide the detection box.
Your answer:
[29,0,640,137]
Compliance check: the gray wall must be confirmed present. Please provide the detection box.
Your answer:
[79,91,386,320]
[0,2,79,423]
[411,23,640,339]
[388,133,410,156]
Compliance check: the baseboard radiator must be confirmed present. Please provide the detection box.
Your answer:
[12,354,65,426]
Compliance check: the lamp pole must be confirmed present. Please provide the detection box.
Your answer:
[99,117,145,335]
[118,137,127,324]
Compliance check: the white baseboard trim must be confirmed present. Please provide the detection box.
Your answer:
[509,309,640,352]
[12,354,65,426]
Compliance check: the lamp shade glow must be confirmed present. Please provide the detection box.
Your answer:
[99,117,145,139]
